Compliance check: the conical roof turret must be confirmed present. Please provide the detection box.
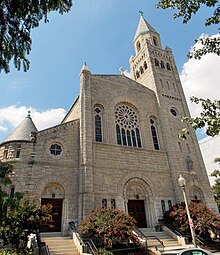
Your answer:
[134,14,158,41]
[3,111,38,143]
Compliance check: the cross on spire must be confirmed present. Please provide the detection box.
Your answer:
[139,11,144,16]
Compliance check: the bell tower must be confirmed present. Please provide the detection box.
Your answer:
[130,13,182,99]
[129,14,218,211]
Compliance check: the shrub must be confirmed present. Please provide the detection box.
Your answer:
[164,202,220,239]
[78,208,139,249]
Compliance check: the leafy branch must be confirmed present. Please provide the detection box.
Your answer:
[179,97,220,139]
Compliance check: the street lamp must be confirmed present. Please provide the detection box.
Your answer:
[178,175,197,248]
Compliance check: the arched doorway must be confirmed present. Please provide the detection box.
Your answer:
[41,182,65,232]
[124,178,153,228]
[189,186,204,203]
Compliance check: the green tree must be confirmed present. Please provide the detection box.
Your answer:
[0,162,17,226]
[0,162,52,252]
[1,198,52,251]
[0,0,72,73]
[210,157,220,210]
[156,0,220,59]
[0,162,13,186]
[179,97,220,139]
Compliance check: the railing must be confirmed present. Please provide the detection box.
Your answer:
[38,240,50,255]
[135,227,165,252]
[32,229,50,255]
[69,221,98,255]
[163,221,208,246]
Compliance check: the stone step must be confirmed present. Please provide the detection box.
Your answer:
[42,236,80,255]
[138,228,184,254]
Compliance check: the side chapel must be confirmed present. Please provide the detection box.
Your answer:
[0,15,217,234]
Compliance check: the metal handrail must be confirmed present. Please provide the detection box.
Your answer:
[164,222,206,246]
[135,227,164,252]
[69,221,98,255]
[44,244,50,255]
[83,239,98,255]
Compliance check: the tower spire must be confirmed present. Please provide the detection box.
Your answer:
[134,14,158,42]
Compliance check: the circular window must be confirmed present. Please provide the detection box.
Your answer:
[115,105,138,129]
[50,144,62,156]
[170,108,178,116]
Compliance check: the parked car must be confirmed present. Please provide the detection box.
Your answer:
[175,248,215,255]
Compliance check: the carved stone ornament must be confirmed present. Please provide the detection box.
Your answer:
[42,182,64,198]
[127,185,145,199]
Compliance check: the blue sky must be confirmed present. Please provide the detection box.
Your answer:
[0,0,220,142]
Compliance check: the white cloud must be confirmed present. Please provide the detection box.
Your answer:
[0,126,8,132]
[0,105,66,135]
[180,33,220,118]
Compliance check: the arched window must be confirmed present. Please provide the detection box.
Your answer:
[161,200,166,213]
[115,103,142,148]
[160,61,165,69]
[166,63,171,70]
[143,61,147,70]
[136,41,141,52]
[150,118,160,150]
[116,124,121,145]
[160,79,164,88]
[153,36,158,46]
[136,71,140,79]
[94,106,103,142]
[154,58,159,67]
[168,200,172,210]
[140,66,144,74]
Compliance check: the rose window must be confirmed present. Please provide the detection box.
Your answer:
[115,106,138,128]
[115,104,142,148]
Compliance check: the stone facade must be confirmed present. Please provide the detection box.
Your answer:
[0,16,217,234]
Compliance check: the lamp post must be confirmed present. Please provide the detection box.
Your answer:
[178,175,197,248]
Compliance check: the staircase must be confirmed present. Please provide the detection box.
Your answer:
[41,234,80,255]
[139,228,190,254]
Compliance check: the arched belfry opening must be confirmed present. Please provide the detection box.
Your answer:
[123,178,154,228]
[41,182,65,232]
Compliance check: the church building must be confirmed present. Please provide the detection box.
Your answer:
[0,15,217,234]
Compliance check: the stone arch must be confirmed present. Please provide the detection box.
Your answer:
[33,174,72,198]
[189,185,204,202]
[118,175,156,227]
[35,175,73,234]
[42,182,65,199]
[123,177,153,199]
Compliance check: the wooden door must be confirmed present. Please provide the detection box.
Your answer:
[41,198,63,232]
[128,200,147,228]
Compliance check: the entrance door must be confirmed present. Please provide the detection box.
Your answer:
[41,198,63,232]
[128,200,147,228]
